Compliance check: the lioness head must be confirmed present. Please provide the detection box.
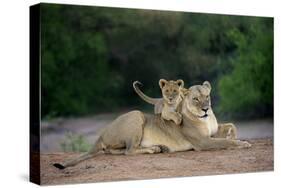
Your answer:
[182,81,212,118]
[159,79,184,104]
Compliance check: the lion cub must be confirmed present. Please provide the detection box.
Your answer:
[159,79,184,125]
[133,79,184,125]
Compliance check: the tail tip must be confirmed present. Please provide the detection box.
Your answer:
[53,163,65,170]
[133,80,143,86]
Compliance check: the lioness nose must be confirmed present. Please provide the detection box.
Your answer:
[202,108,209,112]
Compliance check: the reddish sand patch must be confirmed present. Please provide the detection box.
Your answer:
[40,139,273,185]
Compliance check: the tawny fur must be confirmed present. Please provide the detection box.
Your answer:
[53,81,251,169]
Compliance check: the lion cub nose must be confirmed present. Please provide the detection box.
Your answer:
[202,108,209,112]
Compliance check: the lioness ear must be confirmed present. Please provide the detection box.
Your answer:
[203,81,211,91]
[176,79,184,87]
[180,87,189,96]
[159,79,167,89]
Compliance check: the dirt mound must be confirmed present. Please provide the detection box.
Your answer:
[40,139,273,185]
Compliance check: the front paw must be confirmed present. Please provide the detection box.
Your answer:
[175,113,182,125]
[158,145,170,153]
[226,128,234,139]
[237,140,251,148]
[150,145,161,153]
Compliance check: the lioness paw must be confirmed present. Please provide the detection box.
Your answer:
[226,128,234,139]
[158,145,170,153]
[238,141,251,148]
[151,145,161,153]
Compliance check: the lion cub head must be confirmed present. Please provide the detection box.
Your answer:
[182,81,212,118]
[159,79,184,105]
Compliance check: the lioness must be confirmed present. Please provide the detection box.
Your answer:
[133,79,184,125]
[54,81,250,170]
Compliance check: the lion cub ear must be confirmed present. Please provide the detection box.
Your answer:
[176,79,184,87]
[159,79,168,89]
[203,81,211,91]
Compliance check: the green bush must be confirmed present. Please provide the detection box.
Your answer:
[218,19,273,118]
[40,4,273,120]
[60,132,91,152]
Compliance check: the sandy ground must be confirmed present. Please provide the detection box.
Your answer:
[40,138,273,185]
[41,113,273,152]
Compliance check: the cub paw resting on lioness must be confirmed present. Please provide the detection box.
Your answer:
[133,79,184,125]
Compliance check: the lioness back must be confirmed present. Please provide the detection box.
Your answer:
[101,110,145,148]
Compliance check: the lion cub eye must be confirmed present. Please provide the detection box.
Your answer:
[173,89,177,93]
[165,89,169,93]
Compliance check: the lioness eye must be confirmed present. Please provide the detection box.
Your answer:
[173,89,177,93]
[165,89,169,93]
[193,97,199,101]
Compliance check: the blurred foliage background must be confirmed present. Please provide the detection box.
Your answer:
[41,4,273,120]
